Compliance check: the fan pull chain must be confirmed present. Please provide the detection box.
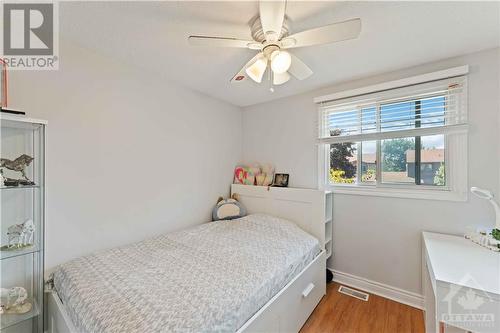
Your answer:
[268,60,274,92]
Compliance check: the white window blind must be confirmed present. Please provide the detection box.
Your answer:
[318,76,467,144]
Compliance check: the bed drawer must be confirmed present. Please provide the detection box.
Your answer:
[239,250,326,333]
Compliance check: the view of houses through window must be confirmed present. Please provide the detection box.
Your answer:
[329,135,445,186]
[328,95,447,186]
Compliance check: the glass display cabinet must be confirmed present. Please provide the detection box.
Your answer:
[0,114,45,333]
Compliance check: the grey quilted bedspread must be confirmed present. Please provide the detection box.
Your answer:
[52,214,320,333]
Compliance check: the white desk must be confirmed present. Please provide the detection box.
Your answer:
[423,232,500,333]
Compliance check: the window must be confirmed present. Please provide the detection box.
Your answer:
[318,74,468,201]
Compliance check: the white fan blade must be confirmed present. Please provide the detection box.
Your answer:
[288,54,313,80]
[273,72,290,85]
[247,42,264,50]
[189,35,255,48]
[230,53,265,83]
[259,0,286,41]
[282,18,361,49]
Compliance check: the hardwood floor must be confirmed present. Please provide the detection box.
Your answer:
[300,282,425,333]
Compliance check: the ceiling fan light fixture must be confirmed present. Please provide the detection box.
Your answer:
[188,1,362,88]
[273,71,290,85]
[245,56,267,83]
[270,50,291,74]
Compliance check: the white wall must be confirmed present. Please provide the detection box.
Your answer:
[242,48,500,296]
[8,40,242,272]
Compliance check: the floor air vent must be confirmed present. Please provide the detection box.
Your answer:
[338,285,370,301]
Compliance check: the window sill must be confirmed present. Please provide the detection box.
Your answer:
[326,184,467,202]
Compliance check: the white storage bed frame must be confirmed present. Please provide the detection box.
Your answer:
[47,184,327,333]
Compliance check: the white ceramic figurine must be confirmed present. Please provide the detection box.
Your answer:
[0,286,30,314]
[7,219,35,248]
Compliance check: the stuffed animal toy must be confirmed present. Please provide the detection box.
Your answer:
[212,194,246,221]
[234,163,275,186]
[254,163,275,186]
[260,163,275,186]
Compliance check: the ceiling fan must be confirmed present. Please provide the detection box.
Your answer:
[188,0,361,90]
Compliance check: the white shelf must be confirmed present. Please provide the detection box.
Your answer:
[1,116,46,333]
[0,113,47,126]
[325,192,333,222]
[324,192,333,261]
[0,246,39,260]
[326,247,332,259]
[0,185,40,191]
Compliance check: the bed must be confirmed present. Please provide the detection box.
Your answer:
[47,185,328,333]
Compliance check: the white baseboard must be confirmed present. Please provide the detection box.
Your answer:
[329,268,424,309]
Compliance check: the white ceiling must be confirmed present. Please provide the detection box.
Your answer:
[61,1,500,107]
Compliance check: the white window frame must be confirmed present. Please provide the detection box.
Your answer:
[316,67,468,202]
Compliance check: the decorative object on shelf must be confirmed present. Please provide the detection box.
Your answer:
[233,165,255,185]
[0,59,22,114]
[465,230,500,252]
[0,154,35,185]
[493,228,500,242]
[465,187,500,252]
[1,176,34,187]
[212,194,247,221]
[6,220,35,249]
[272,173,289,187]
[255,163,274,186]
[0,287,32,315]
[234,163,274,186]
[2,179,32,187]
[1,116,45,332]
[3,178,19,187]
